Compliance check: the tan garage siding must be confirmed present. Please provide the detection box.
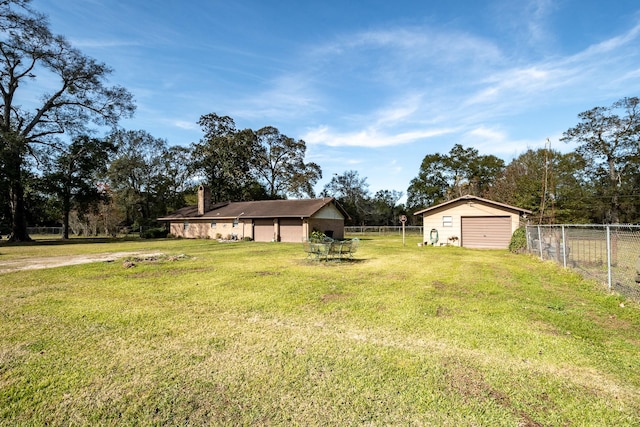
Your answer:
[279,218,303,242]
[461,216,512,249]
[253,219,274,242]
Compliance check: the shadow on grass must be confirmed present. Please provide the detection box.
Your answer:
[299,257,368,266]
[0,236,148,247]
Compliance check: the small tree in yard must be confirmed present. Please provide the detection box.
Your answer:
[41,136,115,239]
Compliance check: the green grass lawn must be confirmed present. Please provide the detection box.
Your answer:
[1,235,639,425]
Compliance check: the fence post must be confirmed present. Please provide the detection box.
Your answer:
[561,225,567,268]
[537,225,543,259]
[606,225,612,292]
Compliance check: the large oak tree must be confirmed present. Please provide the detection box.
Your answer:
[254,126,321,199]
[0,0,134,240]
[561,96,640,223]
[191,113,264,203]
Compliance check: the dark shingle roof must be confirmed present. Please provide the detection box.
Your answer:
[158,198,347,221]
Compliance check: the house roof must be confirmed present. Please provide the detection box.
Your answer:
[413,195,532,216]
[158,198,349,221]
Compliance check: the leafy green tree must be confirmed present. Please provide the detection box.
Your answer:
[322,170,370,225]
[370,189,403,226]
[445,145,480,198]
[0,0,134,241]
[107,130,168,228]
[407,145,504,210]
[561,96,640,223]
[41,135,115,239]
[486,148,589,223]
[191,114,264,202]
[152,145,193,214]
[553,151,591,223]
[254,126,322,199]
[469,152,506,197]
[406,153,448,210]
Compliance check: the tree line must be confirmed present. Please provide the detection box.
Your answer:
[1,1,639,241]
[407,96,640,225]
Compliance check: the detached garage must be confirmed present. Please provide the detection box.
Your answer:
[414,195,531,249]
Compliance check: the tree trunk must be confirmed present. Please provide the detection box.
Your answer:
[7,158,32,242]
[9,186,31,242]
[61,189,71,240]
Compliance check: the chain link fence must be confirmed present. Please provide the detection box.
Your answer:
[526,224,640,300]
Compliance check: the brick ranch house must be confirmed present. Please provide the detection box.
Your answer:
[158,186,348,242]
[414,195,531,249]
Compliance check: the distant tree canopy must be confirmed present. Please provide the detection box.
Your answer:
[190,113,322,203]
[321,170,405,226]
[406,144,505,210]
[191,113,263,203]
[254,126,322,199]
[485,148,590,224]
[407,95,640,225]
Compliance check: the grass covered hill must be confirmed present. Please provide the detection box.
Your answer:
[1,236,639,425]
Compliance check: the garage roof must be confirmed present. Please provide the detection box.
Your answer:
[413,195,532,216]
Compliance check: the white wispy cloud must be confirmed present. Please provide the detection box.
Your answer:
[460,126,538,157]
[581,21,640,56]
[238,11,640,156]
[524,0,556,46]
[173,120,199,131]
[303,125,455,148]
[67,38,143,49]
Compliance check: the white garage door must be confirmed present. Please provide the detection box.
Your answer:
[461,216,512,249]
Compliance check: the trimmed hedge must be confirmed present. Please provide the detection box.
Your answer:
[508,227,527,253]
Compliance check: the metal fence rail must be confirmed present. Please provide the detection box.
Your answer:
[345,226,423,236]
[526,224,640,300]
[26,227,63,235]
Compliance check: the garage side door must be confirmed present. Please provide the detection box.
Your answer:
[461,216,512,249]
[279,218,303,243]
[253,219,274,242]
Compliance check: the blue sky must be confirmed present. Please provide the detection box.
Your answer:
[33,0,640,201]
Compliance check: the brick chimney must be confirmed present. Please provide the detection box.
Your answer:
[198,185,211,215]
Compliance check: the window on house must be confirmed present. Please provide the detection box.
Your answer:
[210,221,216,228]
[232,219,239,228]
[183,221,189,230]
[442,216,453,227]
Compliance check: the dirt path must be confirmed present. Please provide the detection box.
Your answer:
[0,251,164,274]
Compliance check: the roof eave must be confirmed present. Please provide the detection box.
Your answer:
[413,195,532,216]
